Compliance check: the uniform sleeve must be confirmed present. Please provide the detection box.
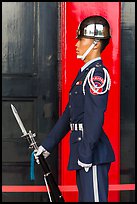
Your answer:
[42,103,70,152]
[78,68,110,164]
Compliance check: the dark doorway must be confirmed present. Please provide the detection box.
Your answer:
[2,2,59,202]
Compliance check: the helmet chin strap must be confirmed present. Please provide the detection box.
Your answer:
[77,40,99,61]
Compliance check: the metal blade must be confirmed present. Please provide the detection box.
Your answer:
[11,104,27,135]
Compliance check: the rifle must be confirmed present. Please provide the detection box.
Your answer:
[11,104,65,202]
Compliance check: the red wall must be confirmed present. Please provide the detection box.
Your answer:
[59,2,121,202]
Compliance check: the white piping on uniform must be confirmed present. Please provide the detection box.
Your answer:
[93,165,99,202]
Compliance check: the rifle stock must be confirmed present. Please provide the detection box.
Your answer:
[39,154,65,202]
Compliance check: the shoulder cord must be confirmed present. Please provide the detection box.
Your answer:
[82,67,111,95]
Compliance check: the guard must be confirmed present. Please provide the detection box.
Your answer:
[34,15,115,202]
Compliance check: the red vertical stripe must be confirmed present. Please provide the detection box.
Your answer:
[60,2,121,202]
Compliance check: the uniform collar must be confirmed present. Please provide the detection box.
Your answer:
[81,57,102,72]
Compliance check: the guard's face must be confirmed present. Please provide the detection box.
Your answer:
[75,38,94,57]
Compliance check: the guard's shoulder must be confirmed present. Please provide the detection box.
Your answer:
[87,61,107,73]
[95,61,104,68]
[94,64,109,76]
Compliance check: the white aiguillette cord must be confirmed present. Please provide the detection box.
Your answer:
[82,67,111,95]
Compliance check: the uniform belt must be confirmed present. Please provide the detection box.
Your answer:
[70,123,83,131]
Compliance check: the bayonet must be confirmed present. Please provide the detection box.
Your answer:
[11,104,27,135]
[11,104,38,149]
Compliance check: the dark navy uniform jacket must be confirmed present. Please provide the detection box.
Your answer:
[42,59,115,170]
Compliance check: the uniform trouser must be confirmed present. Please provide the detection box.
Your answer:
[76,163,111,202]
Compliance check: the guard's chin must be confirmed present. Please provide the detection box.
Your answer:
[77,55,82,59]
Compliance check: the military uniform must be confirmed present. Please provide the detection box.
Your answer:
[42,57,115,202]
[38,15,116,202]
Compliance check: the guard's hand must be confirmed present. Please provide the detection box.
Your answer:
[34,145,50,164]
[78,159,92,172]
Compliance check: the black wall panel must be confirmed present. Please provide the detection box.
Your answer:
[2,2,59,202]
[120,2,135,202]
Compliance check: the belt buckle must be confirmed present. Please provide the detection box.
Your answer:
[70,123,83,131]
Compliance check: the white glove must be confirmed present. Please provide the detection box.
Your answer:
[34,145,50,164]
[78,159,92,172]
